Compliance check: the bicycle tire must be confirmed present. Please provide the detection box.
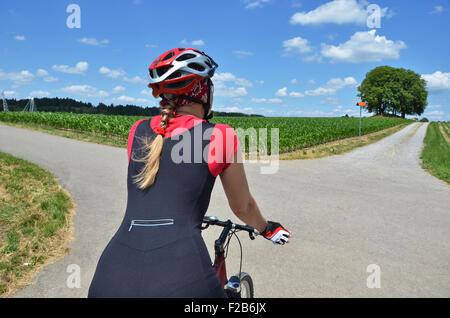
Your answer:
[239,272,254,298]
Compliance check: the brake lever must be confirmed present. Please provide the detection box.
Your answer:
[249,232,255,240]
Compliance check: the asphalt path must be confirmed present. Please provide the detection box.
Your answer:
[0,122,448,297]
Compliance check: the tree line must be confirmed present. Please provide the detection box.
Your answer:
[2,97,263,117]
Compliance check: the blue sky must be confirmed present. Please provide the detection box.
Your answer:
[1,0,449,120]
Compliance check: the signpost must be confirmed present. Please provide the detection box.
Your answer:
[356,102,367,137]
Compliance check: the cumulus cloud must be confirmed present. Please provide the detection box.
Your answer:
[60,85,109,98]
[122,76,147,84]
[2,91,18,98]
[232,50,254,58]
[283,36,312,54]
[78,38,109,46]
[115,95,151,104]
[430,6,446,14]
[421,71,450,93]
[181,39,205,46]
[244,0,271,9]
[36,69,49,77]
[275,87,288,97]
[290,0,390,25]
[99,66,126,79]
[289,91,305,98]
[140,89,153,96]
[43,76,58,82]
[213,72,252,97]
[321,30,406,63]
[112,86,126,94]
[29,91,50,97]
[251,98,283,104]
[304,76,357,96]
[14,35,25,41]
[0,69,34,86]
[52,61,88,75]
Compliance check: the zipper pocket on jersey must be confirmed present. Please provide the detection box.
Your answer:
[128,219,174,232]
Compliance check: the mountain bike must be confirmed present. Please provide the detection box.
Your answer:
[201,215,260,298]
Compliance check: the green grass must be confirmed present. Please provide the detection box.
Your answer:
[421,122,450,184]
[0,151,74,297]
[0,111,411,154]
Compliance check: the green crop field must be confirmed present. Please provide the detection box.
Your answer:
[0,111,411,153]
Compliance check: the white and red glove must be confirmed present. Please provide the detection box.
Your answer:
[261,221,291,245]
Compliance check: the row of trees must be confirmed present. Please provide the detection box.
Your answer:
[358,66,428,118]
[3,97,263,117]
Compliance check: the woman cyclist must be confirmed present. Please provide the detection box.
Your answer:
[88,48,291,298]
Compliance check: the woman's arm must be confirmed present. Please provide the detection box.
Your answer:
[219,155,268,233]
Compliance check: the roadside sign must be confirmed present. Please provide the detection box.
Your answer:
[356,102,366,136]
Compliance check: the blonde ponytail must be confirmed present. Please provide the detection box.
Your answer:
[131,102,175,189]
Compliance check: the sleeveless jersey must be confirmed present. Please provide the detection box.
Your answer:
[88,114,239,298]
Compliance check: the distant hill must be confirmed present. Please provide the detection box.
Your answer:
[3,97,263,117]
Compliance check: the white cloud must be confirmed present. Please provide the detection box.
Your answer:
[52,61,89,75]
[140,89,153,96]
[3,91,18,98]
[214,72,253,87]
[0,69,34,86]
[61,85,109,98]
[14,35,25,41]
[304,87,337,96]
[283,36,312,54]
[275,87,288,97]
[78,38,109,46]
[181,39,205,46]
[213,72,252,98]
[421,71,450,93]
[29,91,50,97]
[303,76,357,96]
[290,0,390,25]
[115,95,151,104]
[326,76,358,89]
[302,53,323,63]
[232,50,254,58]
[430,6,446,14]
[291,79,298,84]
[36,69,49,77]
[423,110,445,120]
[145,44,158,48]
[244,0,271,9]
[112,86,126,94]
[43,76,58,82]
[290,91,305,98]
[255,80,264,85]
[251,98,282,104]
[321,30,406,63]
[99,66,126,79]
[122,76,147,85]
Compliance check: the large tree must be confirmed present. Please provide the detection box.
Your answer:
[357,66,428,118]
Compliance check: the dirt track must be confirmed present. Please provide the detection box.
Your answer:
[0,122,449,297]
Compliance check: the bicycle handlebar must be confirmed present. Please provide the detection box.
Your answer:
[202,216,261,238]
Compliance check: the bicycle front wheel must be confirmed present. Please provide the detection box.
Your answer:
[238,272,254,298]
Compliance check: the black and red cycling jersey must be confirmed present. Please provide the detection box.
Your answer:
[88,114,239,298]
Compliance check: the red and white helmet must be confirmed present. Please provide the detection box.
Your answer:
[147,48,218,98]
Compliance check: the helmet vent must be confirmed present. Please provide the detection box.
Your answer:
[166,71,182,80]
[205,60,212,68]
[176,53,196,62]
[156,65,172,77]
[162,52,175,61]
[188,63,205,72]
[165,78,194,89]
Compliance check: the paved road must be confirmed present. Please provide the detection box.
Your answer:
[0,122,449,297]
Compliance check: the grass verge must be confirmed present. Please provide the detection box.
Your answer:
[280,122,411,160]
[420,122,450,184]
[0,152,75,297]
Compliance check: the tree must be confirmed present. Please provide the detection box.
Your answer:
[357,66,428,118]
